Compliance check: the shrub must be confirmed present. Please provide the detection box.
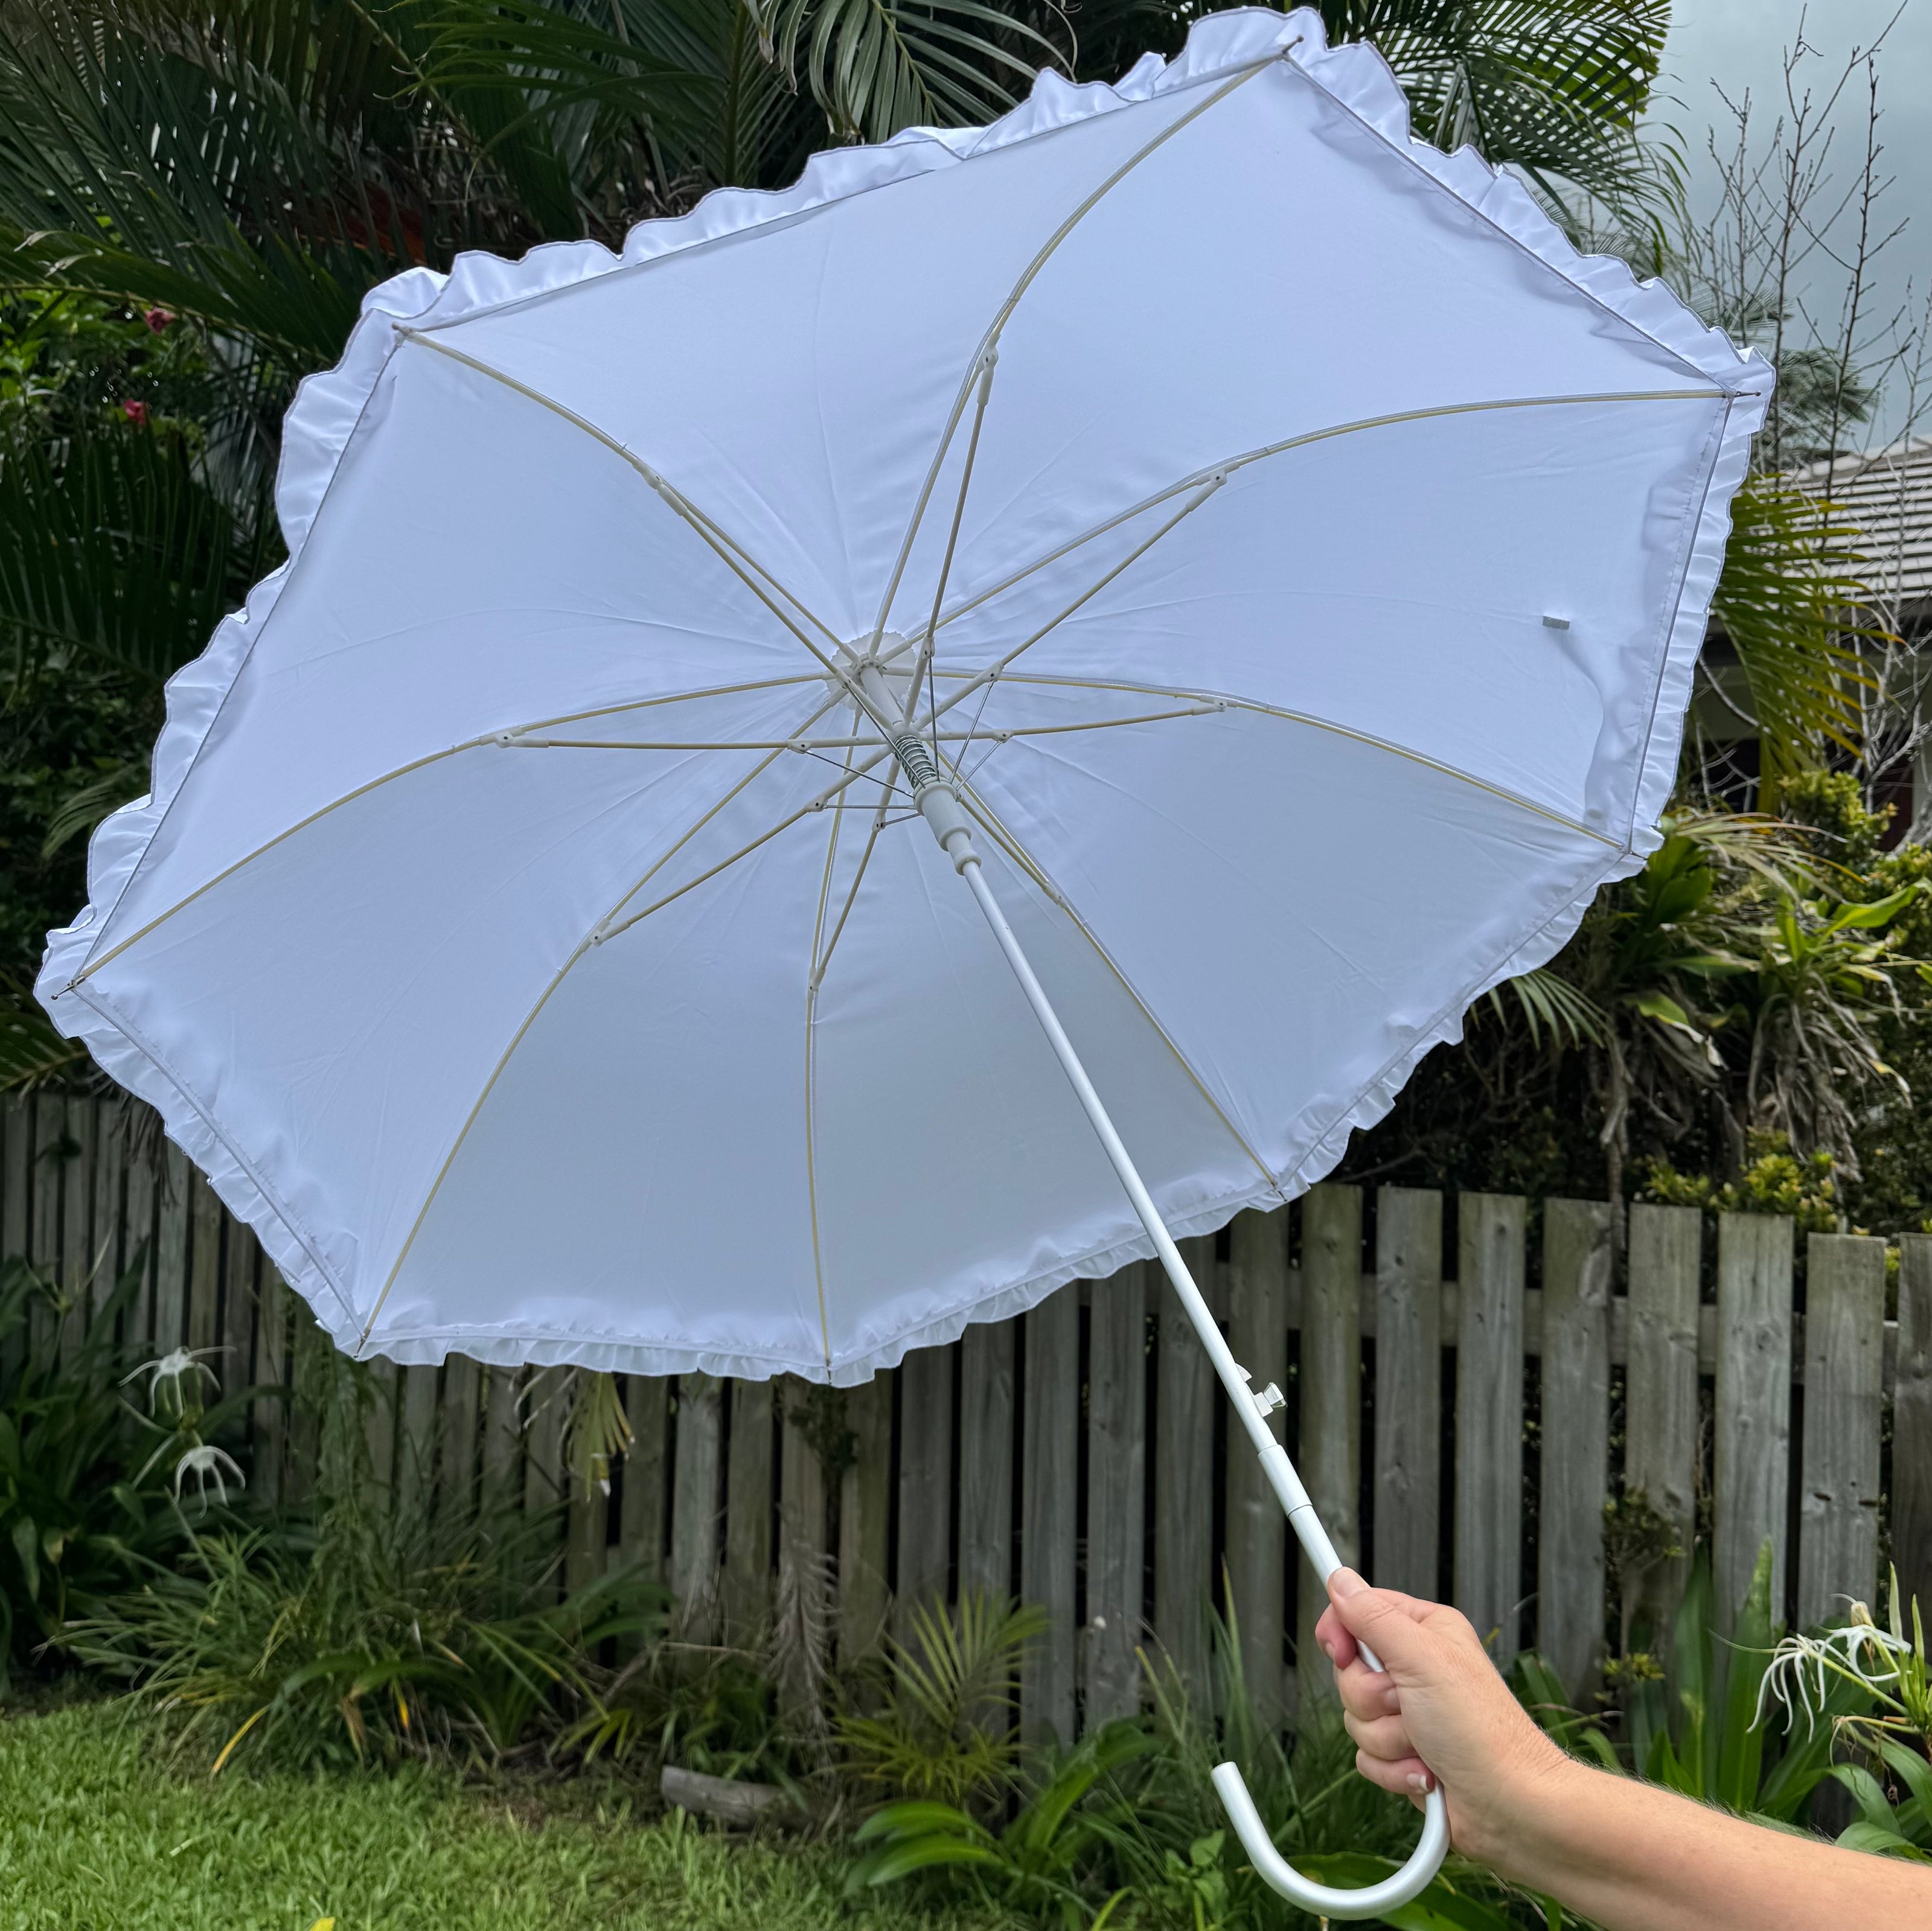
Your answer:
[0,1250,242,1685]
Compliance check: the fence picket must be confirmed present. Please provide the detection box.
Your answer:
[59,1094,94,1362]
[89,1100,123,1316]
[187,1169,222,1358]
[1624,1204,1701,1645]
[398,1362,440,1519]
[839,1373,892,1661]
[897,1343,954,1625]
[1374,1186,1441,1600]
[252,1268,287,1508]
[222,1222,260,1424]
[1797,1234,1886,1626]
[121,1135,157,1353]
[1021,1286,1079,1743]
[440,1353,480,1524]
[1299,1186,1361,1711]
[1540,1198,1611,1700]
[482,1365,525,1518]
[1456,1193,1525,1665]
[1085,1265,1146,1723]
[1899,1237,1932,1620]
[670,1372,723,1638]
[1156,1235,1217,1703]
[1,1100,29,1385]
[1714,1211,1794,1630]
[959,1321,1016,1601]
[1226,1208,1289,1724]
[154,1143,190,1354]
[619,1373,671,1582]
[724,1380,775,1636]
[31,1097,63,1356]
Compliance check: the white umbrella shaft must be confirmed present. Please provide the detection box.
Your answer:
[910,774,1451,1919]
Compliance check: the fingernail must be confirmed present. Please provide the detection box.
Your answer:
[1319,1638,1335,1663]
[1329,1566,1367,1600]
[1407,1772,1431,1795]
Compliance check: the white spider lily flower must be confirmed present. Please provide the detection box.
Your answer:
[172,1443,246,1508]
[124,1345,224,1414]
[1754,1600,1913,1734]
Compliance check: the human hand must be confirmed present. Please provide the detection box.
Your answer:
[1314,1569,1574,1874]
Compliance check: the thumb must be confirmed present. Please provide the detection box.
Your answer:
[1326,1569,1429,1676]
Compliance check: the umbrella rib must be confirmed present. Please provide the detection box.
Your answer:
[505,706,1219,752]
[996,672,1622,847]
[359,697,856,1348]
[942,771,1282,1199]
[868,53,1282,648]
[898,388,1726,649]
[397,331,848,676]
[61,675,829,991]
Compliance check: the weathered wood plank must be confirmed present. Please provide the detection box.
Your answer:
[281,1298,322,1507]
[618,1374,671,1582]
[959,1321,1016,1602]
[670,1371,723,1638]
[522,1367,568,1522]
[153,1143,190,1355]
[58,1094,94,1362]
[1540,1198,1611,1701]
[1624,1203,1701,1646]
[1021,1285,1080,1743]
[482,1365,525,1518]
[1798,1234,1886,1627]
[364,1356,399,1497]
[1898,1237,1932,1621]
[438,1354,481,1524]
[31,1096,65,1357]
[398,1362,441,1519]
[723,1380,775,1636]
[187,1169,222,1358]
[120,1131,158,1355]
[1156,1236,1217,1705]
[778,1384,833,1724]
[251,1265,288,1510]
[1374,1186,1442,1599]
[1086,1264,1147,1724]
[222,1221,259,1434]
[1713,1211,1794,1632]
[896,1344,953,1626]
[1226,1208,1289,1725]
[1,1096,28,1262]
[839,1373,893,1662]
[566,1451,609,1592]
[89,1101,124,1317]
[1299,1186,1361,1712]
[1456,1193,1526,1665]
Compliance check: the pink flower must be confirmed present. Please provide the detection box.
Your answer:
[121,399,149,427]
[144,307,174,333]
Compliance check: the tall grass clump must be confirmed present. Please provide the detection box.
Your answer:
[68,1342,664,1773]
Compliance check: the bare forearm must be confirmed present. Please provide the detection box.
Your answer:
[1497,1760,1932,1931]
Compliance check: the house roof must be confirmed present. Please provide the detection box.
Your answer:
[1794,436,1932,622]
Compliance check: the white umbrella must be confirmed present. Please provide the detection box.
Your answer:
[40,8,1767,1913]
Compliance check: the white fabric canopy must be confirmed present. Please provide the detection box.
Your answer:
[40,8,1770,1382]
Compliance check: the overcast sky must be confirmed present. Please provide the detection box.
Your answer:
[1656,0,1932,445]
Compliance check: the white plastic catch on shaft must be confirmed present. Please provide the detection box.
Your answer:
[907,777,1451,1920]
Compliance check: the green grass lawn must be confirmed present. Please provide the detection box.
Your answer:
[0,1700,1005,1931]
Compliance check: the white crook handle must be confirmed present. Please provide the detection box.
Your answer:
[1212,1760,1450,1921]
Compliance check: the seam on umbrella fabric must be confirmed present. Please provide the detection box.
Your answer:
[993,673,1622,846]
[949,776,1284,1201]
[64,677,824,989]
[398,333,845,669]
[356,709,834,1346]
[64,983,357,1326]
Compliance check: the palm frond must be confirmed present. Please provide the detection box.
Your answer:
[1482,965,1606,1047]
[1707,477,1876,776]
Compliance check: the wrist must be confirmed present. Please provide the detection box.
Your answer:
[1453,1735,1592,1882]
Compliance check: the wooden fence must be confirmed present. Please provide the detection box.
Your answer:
[7,1091,1930,1740]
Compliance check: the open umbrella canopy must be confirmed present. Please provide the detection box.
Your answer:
[39,7,1767,1389]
